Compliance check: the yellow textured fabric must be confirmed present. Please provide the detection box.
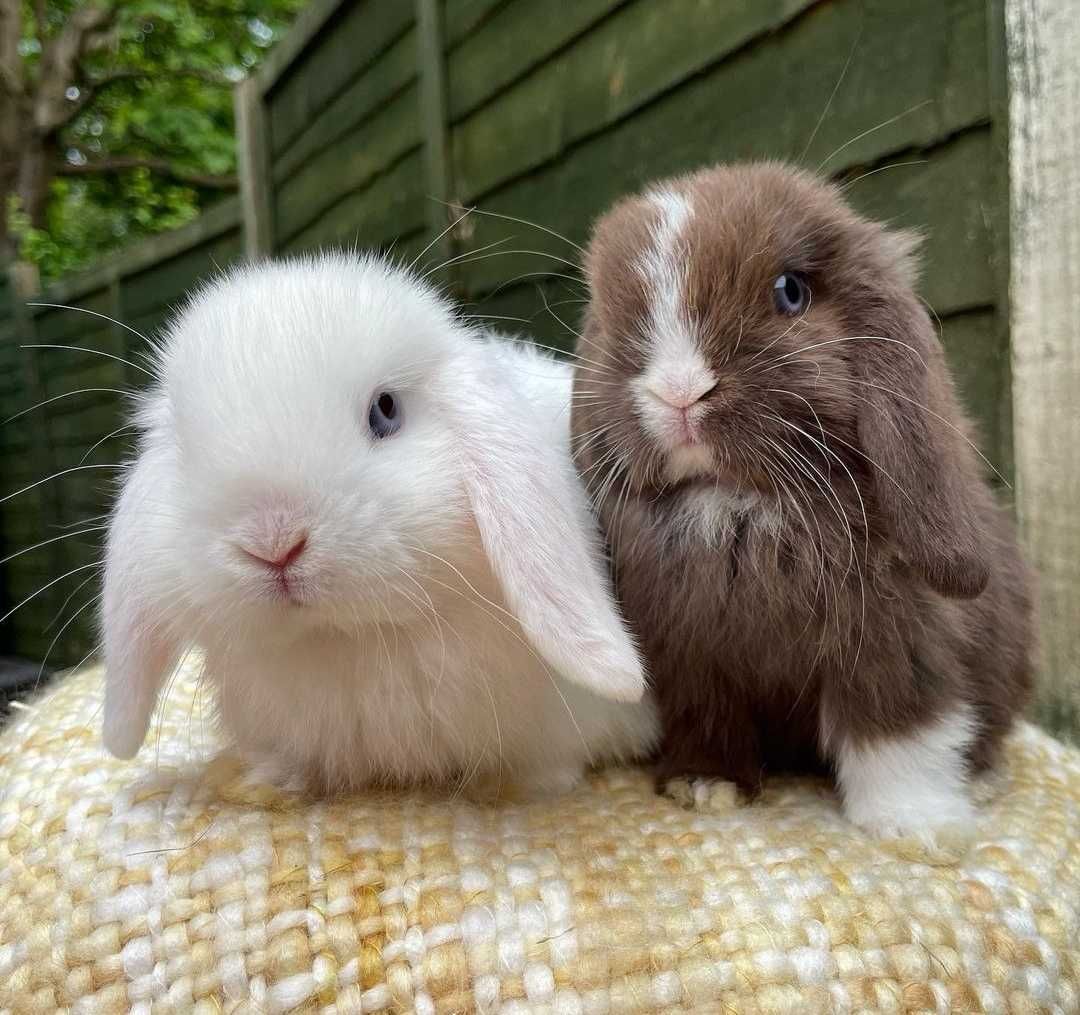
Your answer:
[1,664,1079,1014]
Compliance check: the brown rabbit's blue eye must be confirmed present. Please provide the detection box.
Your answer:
[773,272,809,315]
[368,392,401,439]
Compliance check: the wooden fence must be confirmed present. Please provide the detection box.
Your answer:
[3,0,1075,739]
[0,199,245,664]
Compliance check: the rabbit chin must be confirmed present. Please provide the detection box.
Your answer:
[199,584,391,642]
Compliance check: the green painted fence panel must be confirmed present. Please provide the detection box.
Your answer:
[0,204,243,668]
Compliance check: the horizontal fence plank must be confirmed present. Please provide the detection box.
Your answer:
[273,26,418,187]
[274,83,423,245]
[268,0,414,157]
[117,229,243,323]
[42,360,124,401]
[279,149,428,253]
[446,0,626,121]
[31,337,122,385]
[256,0,348,95]
[29,291,114,345]
[443,0,513,47]
[451,0,987,205]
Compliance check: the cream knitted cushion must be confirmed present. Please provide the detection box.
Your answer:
[1,662,1079,1014]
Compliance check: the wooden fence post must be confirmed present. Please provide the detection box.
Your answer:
[1005,0,1080,739]
[415,0,457,278]
[235,77,275,259]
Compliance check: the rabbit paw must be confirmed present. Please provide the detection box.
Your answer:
[664,776,742,812]
[242,752,309,794]
[465,765,584,804]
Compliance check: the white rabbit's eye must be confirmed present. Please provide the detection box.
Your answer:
[772,272,809,315]
[368,392,401,439]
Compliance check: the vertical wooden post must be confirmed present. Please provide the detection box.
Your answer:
[415,0,457,279]
[1005,0,1080,739]
[235,77,275,259]
[985,0,1015,486]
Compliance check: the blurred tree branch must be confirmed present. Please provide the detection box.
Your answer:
[57,155,237,189]
[59,66,235,126]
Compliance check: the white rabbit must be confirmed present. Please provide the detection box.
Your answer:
[101,252,657,798]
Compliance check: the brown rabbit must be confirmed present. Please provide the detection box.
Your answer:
[570,162,1034,839]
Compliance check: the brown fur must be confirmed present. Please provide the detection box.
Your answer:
[570,163,1034,795]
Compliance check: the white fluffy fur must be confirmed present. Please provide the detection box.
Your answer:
[834,705,977,840]
[102,253,657,796]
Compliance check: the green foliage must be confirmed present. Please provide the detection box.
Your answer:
[13,174,200,278]
[12,0,304,280]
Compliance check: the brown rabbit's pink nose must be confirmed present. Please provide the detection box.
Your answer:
[648,376,717,410]
[241,534,308,571]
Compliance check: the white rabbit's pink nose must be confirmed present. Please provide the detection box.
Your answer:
[241,533,308,571]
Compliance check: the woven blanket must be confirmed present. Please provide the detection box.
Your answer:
[1,664,1079,1014]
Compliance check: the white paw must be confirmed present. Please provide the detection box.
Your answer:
[845,793,976,843]
[513,765,584,800]
[842,778,979,859]
[242,753,307,793]
[664,777,741,812]
[835,707,979,852]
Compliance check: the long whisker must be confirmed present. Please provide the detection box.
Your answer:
[816,99,934,173]
[0,525,107,567]
[839,159,928,189]
[412,555,589,758]
[36,594,101,688]
[0,561,102,625]
[752,334,927,372]
[26,302,152,346]
[744,293,813,366]
[852,378,1011,487]
[432,246,582,276]
[4,388,130,424]
[463,312,531,325]
[45,572,98,631]
[485,269,588,302]
[765,388,915,504]
[799,25,861,164]
[411,204,476,274]
[432,200,586,255]
[421,236,514,279]
[22,343,153,378]
[0,464,123,506]
[79,423,136,465]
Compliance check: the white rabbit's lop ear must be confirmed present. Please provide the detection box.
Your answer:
[101,452,181,758]
[454,350,646,702]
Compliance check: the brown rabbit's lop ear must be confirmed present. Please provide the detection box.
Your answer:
[855,250,990,599]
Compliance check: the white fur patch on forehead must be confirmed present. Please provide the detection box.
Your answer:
[636,189,715,412]
[637,189,692,349]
